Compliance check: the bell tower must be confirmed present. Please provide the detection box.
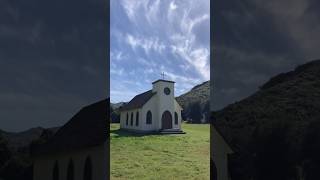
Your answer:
[152,79,175,129]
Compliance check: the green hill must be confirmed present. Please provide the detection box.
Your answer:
[213,59,320,180]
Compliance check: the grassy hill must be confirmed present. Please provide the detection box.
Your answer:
[110,123,209,180]
[176,81,210,123]
[213,59,320,179]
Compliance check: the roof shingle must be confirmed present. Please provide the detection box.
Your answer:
[120,90,156,111]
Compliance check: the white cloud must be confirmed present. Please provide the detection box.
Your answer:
[126,34,166,54]
[169,1,177,11]
[110,68,124,76]
[110,51,126,62]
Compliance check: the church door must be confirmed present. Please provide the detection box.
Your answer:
[161,111,172,129]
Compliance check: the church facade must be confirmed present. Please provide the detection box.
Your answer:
[119,79,183,133]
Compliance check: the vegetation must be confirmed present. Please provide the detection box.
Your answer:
[110,123,209,180]
[0,132,32,180]
[213,59,320,180]
[0,128,56,180]
[176,81,210,123]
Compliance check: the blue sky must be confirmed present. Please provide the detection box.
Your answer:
[110,0,210,103]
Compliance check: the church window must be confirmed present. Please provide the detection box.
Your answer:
[146,111,152,124]
[174,112,178,125]
[53,160,59,180]
[136,112,139,126]
[83,156,92,180]
[131,112,133,126]
[67,159,74,180]
[126,113,128,125]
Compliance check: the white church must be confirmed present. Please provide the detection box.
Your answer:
[119,79,184,133]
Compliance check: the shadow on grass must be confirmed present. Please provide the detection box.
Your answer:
[110,129,161,138]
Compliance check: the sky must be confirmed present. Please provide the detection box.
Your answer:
[0,0,107,132]
[211,0,320,110]
[110,0,210,103]
[1,0,319,131]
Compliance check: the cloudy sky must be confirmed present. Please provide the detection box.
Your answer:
[110,0,210,103]
[211,0,320,110]
[0,0,107,132]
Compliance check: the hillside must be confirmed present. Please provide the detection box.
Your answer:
[1,127,59,149]
[111,102,126,109]
[213,59,320,179]
[176,81,210,123]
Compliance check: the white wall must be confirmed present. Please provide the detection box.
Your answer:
[33,143,107,180]
[174,99,183,129]
[119,80,183,132]
[211,125,233,180]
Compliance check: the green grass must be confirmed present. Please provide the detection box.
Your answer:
[110,123,209,180]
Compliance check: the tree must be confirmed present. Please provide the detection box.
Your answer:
[301,120,320,180]
[188,102,202,123]
[0,132,11,168]
[250,124,295,180]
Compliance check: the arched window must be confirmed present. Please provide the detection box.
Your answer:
[67,159,74,180]
[174,112,178,125]
[83,156,92,180]
[53,160,59,180]
[130,112,133,126]
[146,111,152,124]
[126,113,128,125]
[136,112,139,126]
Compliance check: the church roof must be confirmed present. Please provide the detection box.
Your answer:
[120,90,156,111]
[31,99,108,156]
[152,79,175,84]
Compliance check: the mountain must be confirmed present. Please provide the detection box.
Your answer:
[111,102,126,109]
[212,59,320,179]
[176,81,210,123]
[1,126,59,149]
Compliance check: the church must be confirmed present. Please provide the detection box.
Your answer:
[119,79,184,133]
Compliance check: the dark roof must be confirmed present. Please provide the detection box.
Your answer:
[152,79,175,84]
[32,99,108,156]
[120,90,156,111]
[211,112,235,153]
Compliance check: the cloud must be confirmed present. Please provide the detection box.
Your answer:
[211,0,320,110]
[125,34,166,54]
[0,0,107,131]
[111,51,127,61]
[169,1,178,11]
[111,0,210,102]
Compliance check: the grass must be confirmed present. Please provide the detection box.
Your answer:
[110,123,210,180]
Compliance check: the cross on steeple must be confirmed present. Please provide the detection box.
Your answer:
[161,72,166,80]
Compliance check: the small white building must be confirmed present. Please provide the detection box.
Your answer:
[119,79,184,133]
